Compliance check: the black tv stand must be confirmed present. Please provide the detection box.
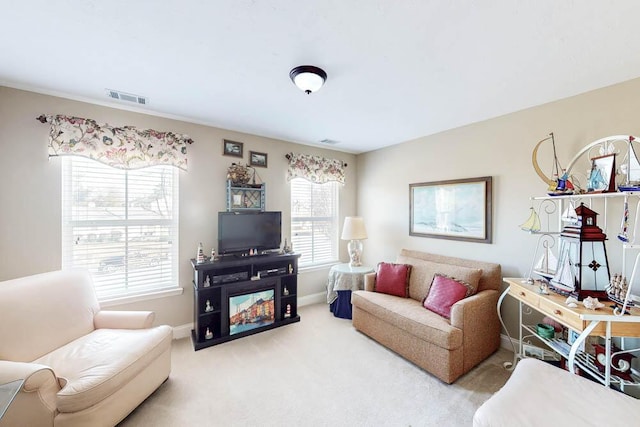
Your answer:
[190,253,301,350]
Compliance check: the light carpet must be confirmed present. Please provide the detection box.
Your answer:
[119,303,513,426]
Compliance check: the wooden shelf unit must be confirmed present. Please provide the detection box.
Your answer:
[191,253,300,350]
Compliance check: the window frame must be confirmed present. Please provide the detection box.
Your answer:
[61,157,181,304]
[290,178,340,269]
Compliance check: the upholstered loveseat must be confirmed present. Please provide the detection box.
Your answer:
[352,249,502,383]
[0,270,173,427]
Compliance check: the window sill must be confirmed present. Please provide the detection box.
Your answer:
[298,261,341,273]
[99,287,184,307]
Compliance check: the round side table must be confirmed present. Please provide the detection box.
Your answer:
[327,263,374,319]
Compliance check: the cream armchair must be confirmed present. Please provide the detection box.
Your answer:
[0,270,173,427]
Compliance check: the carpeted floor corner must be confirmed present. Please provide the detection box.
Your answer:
[118,303,513,426]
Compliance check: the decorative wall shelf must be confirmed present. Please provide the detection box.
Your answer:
[226,180,265,211]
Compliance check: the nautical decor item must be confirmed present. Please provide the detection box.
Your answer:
[593,344,636,380]
[197,242,205,264]
[226,163,252,185]
[617,135,640,191]
[550,203,610,300]
[533,239,558,279]
[618,195,630,242]
[561,200,579,224]
[587,154,616,193]
[607,273,634,315]
[531,132,574,195]
[520,207,541,233]
[582,296,605,310]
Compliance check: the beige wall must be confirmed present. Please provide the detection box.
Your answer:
[4,77,640,338]
[356,77,640,337]
[0,86,357,328]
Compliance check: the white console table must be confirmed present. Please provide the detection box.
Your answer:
[500,277,640,389]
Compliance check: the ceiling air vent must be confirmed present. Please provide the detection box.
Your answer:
[319,139,339,145]
[105,89,148,105]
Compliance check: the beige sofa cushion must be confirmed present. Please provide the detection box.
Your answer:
[33,325,172,413]
[352,290,463,350]
[399,249,501,292]
[396,255,482,302]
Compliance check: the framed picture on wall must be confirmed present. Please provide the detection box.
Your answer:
[223,139,244,158]
[249,151,268,168]
[409,176,492,243]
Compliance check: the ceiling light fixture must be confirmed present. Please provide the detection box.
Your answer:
[289,65,327,94]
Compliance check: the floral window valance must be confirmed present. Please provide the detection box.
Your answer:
[285,152,346,184]
[38,114,193,171]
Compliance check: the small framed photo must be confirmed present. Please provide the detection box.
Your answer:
[587,153,616,193]
[523,344,545,360]
[249,151,268,168]
[223,139,243,158]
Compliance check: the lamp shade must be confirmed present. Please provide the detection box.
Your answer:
[341,217,368,240]
[289,65,327,94]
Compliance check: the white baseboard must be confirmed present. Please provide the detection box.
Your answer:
[173,323,193,340]
[500,333,518,352]
[298,291,325,306]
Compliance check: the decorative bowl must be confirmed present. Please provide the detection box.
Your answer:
[537,323,555,339]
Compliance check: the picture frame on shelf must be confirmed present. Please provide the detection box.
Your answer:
[523,344,545,360]
[587,153,616,193]
[409,176,492,243]
[249,151,268,168]
[223,139,244,158]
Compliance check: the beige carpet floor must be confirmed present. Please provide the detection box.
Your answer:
[119,303,513,426]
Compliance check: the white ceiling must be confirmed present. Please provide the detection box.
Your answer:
[2,1,640,154]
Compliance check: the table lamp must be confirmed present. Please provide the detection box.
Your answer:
[341,216,368,267]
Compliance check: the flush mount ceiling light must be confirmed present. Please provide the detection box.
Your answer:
[289,65,327,94]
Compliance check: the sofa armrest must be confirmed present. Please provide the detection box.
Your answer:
[364,272,376,292]
[450,289,501,369]
[0,361,60,422]
[94,310,155,329]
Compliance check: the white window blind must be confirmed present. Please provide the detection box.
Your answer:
[62,157,179,301]
[290,178,339,267]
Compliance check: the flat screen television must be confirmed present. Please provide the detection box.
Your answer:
[218,211,282,255]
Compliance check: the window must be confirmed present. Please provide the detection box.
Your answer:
[290,178,339,267]
[62,157,179,302]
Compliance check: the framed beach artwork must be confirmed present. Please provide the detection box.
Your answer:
[223,139,244,158]
[409,176,492,243]
[249,151,268,168]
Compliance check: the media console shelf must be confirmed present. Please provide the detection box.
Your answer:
[190,253,300,350]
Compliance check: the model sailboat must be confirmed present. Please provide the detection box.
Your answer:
[520,207,541,233]
[561,200,579,224]
[618,136,640,191]
[547,133,574,196]
[533,244,558,279]
[550,239,577,296]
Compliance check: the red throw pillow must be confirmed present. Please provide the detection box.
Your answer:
[423,273,475,318]
[375,262,412,297]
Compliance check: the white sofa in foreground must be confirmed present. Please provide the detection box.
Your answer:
[474,358,640,426]
[0,270,173,427]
